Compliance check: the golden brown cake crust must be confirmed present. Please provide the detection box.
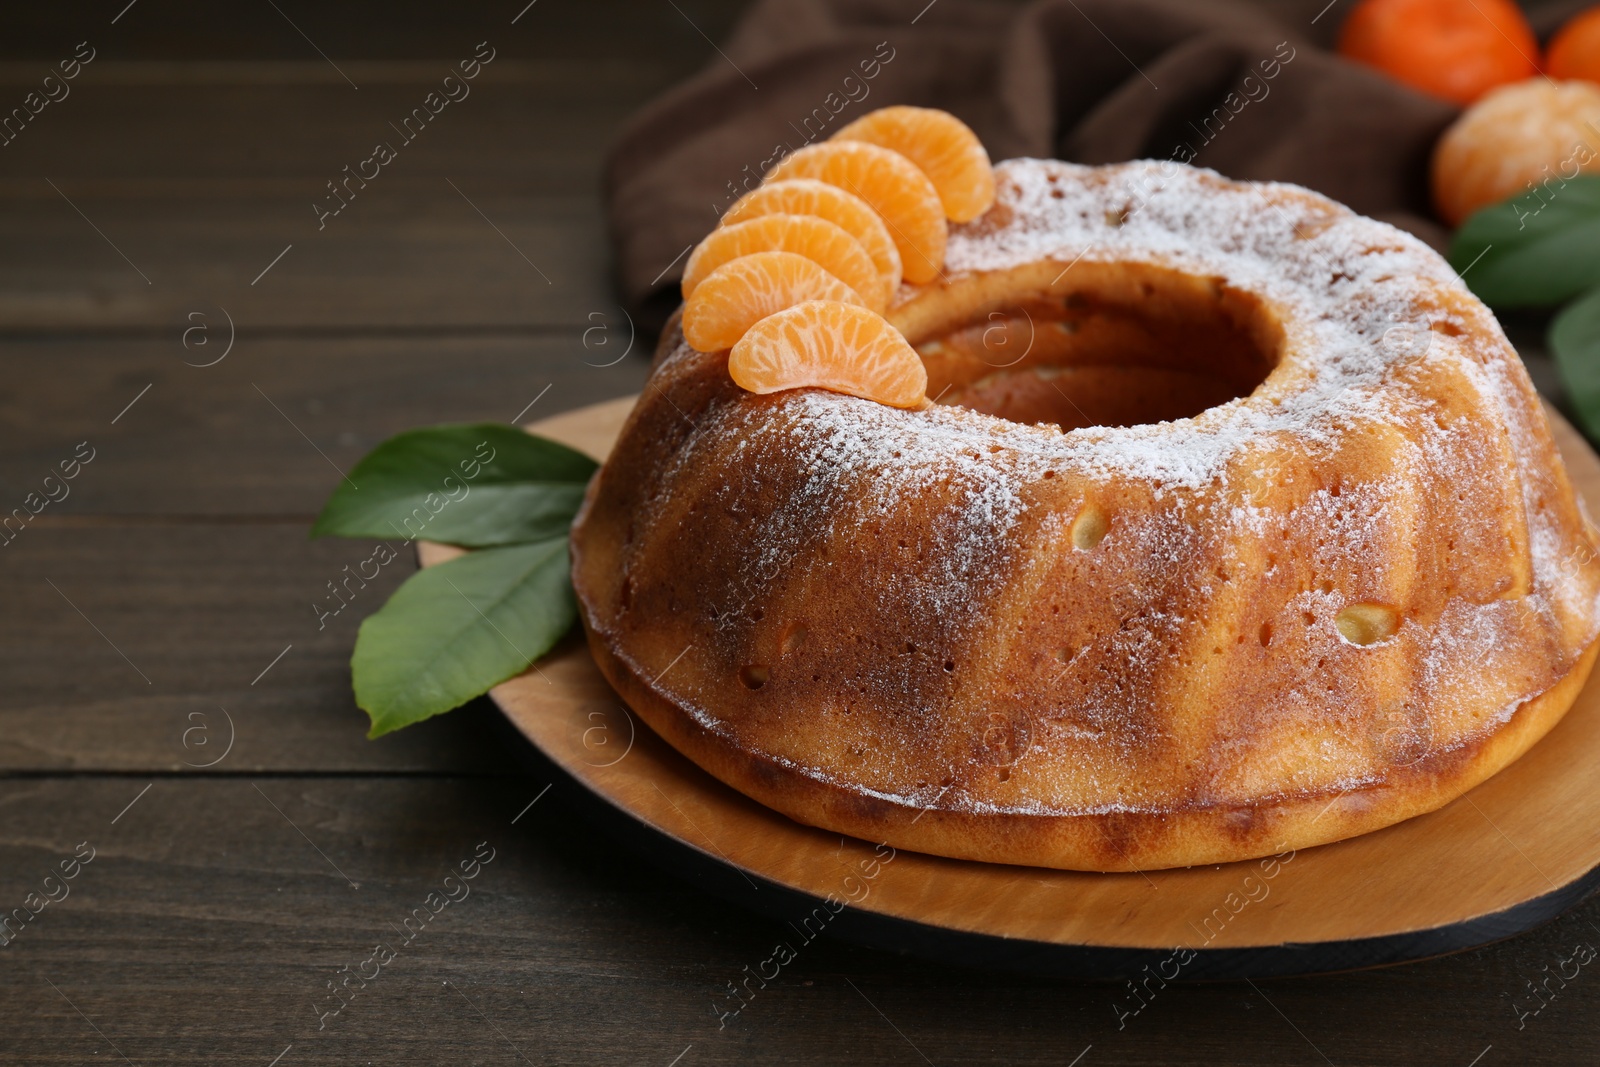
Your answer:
[571,160,1600,871]
[585,610,1598,871]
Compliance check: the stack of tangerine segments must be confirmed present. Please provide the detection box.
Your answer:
[679,107,996,410]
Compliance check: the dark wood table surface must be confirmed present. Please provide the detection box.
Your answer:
[2,2,1595,1064]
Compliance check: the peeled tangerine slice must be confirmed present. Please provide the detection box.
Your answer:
[832,105,996,223]
[681,214,885,312]
[728,300,928,409]
[722,179,903,295]
[682,251,868,353]
[767,142,947,285]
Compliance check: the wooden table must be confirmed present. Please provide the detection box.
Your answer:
[1,2,1594,1064]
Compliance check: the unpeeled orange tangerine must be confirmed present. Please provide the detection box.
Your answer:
[832,105,996,223]
[1549,6,1600,84]
[722,179,903,295]
[768,141,947,285]
[681,213,885,311]
[728,300,929,409]
[1337,0,1540,106]
[682,251,868,353]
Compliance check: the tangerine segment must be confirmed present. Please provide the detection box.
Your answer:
[1549,6,1600,83]
[768,142,947,285]
[723,179,903,294]
[1337,0,1539,106]
[681,214,884,312]
[728,300,928,409]
[682,252,868,353]
[832,106,996,223]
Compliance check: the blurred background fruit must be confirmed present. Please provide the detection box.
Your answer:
[1432,78,1600,225]
[1338,0,1541,105]
[1549,5,1600,83]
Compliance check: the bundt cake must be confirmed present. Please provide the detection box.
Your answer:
[571,157,1600,871]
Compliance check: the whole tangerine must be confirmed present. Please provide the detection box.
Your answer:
[1549,6,1600,84]
[1431,78,1600,226]
[1338,0,1541,106]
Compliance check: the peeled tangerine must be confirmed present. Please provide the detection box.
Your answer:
[681,213,885,312]
[721,179,903,295]
[682,252,867,353]
[768,141,947,285]
[728,300,928,409]
[832,105,996,223]
[1431,79,1600,226]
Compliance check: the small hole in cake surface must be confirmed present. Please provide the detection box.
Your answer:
[1335,604,1399,646]
[1259,622,1273,647]
[780,623,808,656]
[917,265,1279,432]
[1071,506,1108,550]
[739,665,770,689]
[943,659,956,672]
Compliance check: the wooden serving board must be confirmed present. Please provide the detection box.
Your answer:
[421,395,1600,979]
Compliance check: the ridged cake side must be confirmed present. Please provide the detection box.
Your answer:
[570,160,1600,870]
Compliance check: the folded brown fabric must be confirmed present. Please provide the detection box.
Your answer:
[605,0,1586,330]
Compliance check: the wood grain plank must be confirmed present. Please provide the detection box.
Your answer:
[1,774,1596,1065]
[0,53,722,330]
[0,521,530,774]
[0,335,648,515]
[0,70,667,184]
[0,187,635,331]
[0,0,749,64]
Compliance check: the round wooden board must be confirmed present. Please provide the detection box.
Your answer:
[420,394,1600,979]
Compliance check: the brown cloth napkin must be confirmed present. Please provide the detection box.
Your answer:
[605,0,1588,330]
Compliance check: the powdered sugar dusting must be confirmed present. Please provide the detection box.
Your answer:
[625,158,1600,822]
[939,159,1461,489]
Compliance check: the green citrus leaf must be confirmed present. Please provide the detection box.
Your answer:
[352,538,575,738]
[1449,176,1600,309]
[312,424,597,547]
[1552,285,1600,443]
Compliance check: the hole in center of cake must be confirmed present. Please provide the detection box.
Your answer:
[911,264,1281,431]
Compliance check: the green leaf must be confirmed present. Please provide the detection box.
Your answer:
[1449,176,1600,309]
[312,424,597,547]
[352,538,575,737]
[1552,285,1600,443]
